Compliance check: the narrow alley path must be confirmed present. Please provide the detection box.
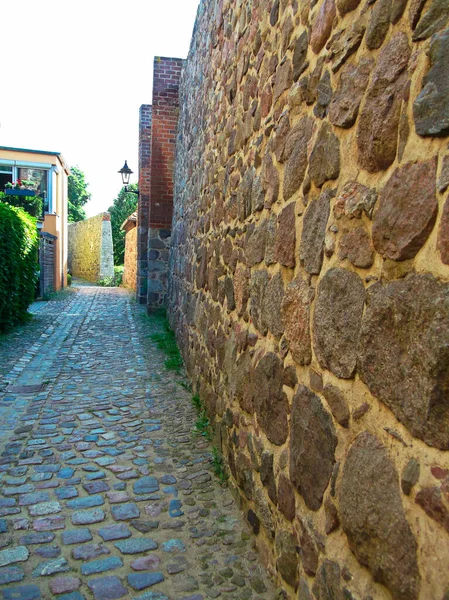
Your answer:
[0,285,275,600]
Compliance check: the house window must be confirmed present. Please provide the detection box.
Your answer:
[0,166,13,190]
[1,164,52,213]
[17,168,48,197]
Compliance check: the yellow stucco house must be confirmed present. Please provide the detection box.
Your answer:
[0,146,70,292]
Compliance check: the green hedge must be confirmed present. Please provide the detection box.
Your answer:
[0,191,43,218]
[0,202,39,331]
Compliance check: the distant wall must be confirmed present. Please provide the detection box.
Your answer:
[123,225,137,290]
[168,0,449,598]
[68,212,114,282]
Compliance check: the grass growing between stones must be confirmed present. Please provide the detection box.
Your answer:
[212,446,228,484]
[191,394,228,484]
[146,309,228,484]
[191,394,211,439]
[148,309,183,374]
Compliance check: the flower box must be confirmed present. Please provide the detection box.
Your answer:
[5,188,36,197]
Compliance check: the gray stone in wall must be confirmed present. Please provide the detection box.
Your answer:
[147,228,171,311]
[100,219,114,279]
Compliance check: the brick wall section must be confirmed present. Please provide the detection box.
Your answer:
[137,104,152,304]
[149,57,183,230]
[145,57,183,311]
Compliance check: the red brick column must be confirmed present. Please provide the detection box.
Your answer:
[137,104,152,304]
[147,57,183,310]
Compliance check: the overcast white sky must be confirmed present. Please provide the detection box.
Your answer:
[0,0,199,217]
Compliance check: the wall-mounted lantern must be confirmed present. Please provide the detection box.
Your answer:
[118,161,139,195]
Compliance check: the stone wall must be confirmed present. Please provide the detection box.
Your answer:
[168,0,449,598]
[123,219,137,290]
[68,213,114,282]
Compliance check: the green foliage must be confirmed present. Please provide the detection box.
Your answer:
[191,394,202,411]
[108,185,139,265]
[191,393,212,441]
[97,266,124,287]
[0,202,39,331]
[211,447,228,484]
[150,318,183,374]
[195,409,212,440]
[67,273,72,286]
[0,191,43,218]
[68,166,90,222]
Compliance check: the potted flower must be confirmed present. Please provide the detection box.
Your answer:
[4,179,37,196]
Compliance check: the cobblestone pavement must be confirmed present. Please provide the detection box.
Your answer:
[0,285,276,600]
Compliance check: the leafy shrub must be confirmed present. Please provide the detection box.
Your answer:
[67,273,72,286]
[97,266,124,287]
[0,202,39,331]
[0,191,43,218]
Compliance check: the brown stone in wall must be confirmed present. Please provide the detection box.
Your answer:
[245,221,268,267]
[357,32,411,172]
[262,154,280,207]
[339,432,420,600]
[329,57,373,128]
[438,155,449,193]
[415,486,449,533]
[439,197,449,265]
[276,530,299,588]
[290,385,337,510]
[238,168,255,221]
[314,70,332,119]
[253,353,289,446]
[412,0,449,41]
[234,350,255,414]
[391,0,408,23]
[312,560,344,600]
[333,181,377,220]
[270,113,291,163]
[263,272,285,339]
[339,227,374,268]
[336,0,361,16]
[372,158,437,261]
[323,384,350,428]
[300,190,332,275]
[309,122,340,187]
[310,0,337,54]
[235,451,254,500]
[250,269,269,335]
[278,474,296,521]
[328,14,367,73]
[274,60,293,102]
[366,0,392,50]
[293,30,309,81]
[265,213,278,265]
[260,451,278,505]
[413,28,449,137]
[275,203,296,268]
[298,515,323,576]
[358,274,449,450]
[234,265,250,316]
[313,267,365,379]
[281,275,312,365]
[283,116,314,200]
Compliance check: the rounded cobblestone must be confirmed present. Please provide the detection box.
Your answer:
[0,285,275,598]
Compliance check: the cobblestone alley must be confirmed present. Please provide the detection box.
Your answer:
[0,284,275,600]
